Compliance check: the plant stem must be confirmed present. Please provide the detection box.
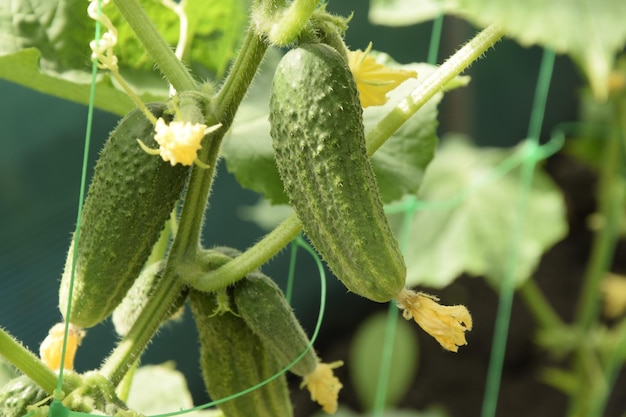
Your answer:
[0,328,77,394]
[267,0,318,46]
[177,28,268,257]
[112,0,197,92]
[366,24,504,156]
[574,136,624,331]
[518,279,564,331]
[215,28,269,128]
[192,213,302,291]
[569,87,626,417]
[481,48,556,417]
[99,27,269,385]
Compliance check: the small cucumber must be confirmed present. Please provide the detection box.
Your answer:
[232,272,318,377]
[189,289,293,417]
[270,43,406,302]
[59,103,190,328]
[0,375,48,417]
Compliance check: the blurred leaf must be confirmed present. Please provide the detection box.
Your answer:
[394,135,568,288]
[311,406,449,417]
[224,54,465,205]
[0,0,95,72]
[127,362,220,416]
[369,0,626,98]
[237,198,293,230]
[185,0,251,78]
[0,49,165,116]
[0,358,18,388]
[369,0,444,26]
[349,312,419,411]
[365,60,467,203]
[0,0,250,112]
[108,0,250,78]
[443,0,626,100]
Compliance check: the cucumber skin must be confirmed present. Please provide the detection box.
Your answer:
[189,290,293,417]
[233,272,318,377]
[0,375,48,417]
[59,103,189,328]
[270,43,406,302]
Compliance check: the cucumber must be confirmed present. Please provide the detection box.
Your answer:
[0,375,48,417]
[59,103,190,328]
[189,289,293,417]
[232,272,318,377]
[269,43,406,302]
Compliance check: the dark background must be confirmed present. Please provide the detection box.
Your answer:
[3,1,617,416]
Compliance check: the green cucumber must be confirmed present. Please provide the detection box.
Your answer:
[189,289,293,417]
[232,272,318,377]
[59,103,190,328]
[0,375,48,417]
[270,43,406,302]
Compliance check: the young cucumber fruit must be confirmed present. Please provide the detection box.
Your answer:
[189,289,293,417]
[270,43,406,302]
[59,103,190,328]
[233,272,318,377]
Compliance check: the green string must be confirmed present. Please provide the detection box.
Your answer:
[53,0,102,406]
[146,235,328,417]
[480,48,556,417]
[370,14,445,416]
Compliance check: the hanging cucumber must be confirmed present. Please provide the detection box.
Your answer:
[189,289,293,417]
[59,103,191,328]
[270,43,406,302]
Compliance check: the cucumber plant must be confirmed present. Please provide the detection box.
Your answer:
[3,0,623,417]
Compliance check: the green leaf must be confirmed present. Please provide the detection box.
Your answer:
[0,48,166,116]
[0,0,250,112]
[369,0,626,99]
[223,54,460,205]
[394,135,568,288]
[108,0,251,78]
[349,312,419,411]
[185,0,251,78]
[365,61,461,203]
[443,0,626,100]
[369,0,444,26]
[0,0,95,73]
[127,362,220,416]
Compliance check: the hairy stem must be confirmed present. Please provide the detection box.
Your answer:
[367,24,504,156]
[191,213,302,291]
[111,0,197,92]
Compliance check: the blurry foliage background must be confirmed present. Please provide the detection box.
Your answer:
[0,0,582,411]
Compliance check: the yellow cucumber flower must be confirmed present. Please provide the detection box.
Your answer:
[154,118,207,166]
[301,361,344,414]
[396,289,472,352]
[139,118,221,167]
[348,42,417,108]
[39,323,85,370]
